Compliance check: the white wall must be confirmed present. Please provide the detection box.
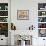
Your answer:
[11,0,38,45]
[11,0,38,30]
[11,0,46,46]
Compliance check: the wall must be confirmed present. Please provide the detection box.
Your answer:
[11,0,46,46]
[11,0,38,45]
[11,0,38,30]
[11,0,46,30]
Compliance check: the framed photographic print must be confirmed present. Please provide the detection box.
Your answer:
[17,10,29,20]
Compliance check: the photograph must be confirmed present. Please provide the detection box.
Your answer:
[17,10,29,20]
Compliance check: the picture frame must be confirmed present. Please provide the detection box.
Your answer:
[17,10,29,20]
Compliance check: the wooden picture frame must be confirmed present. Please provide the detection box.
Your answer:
[17,10,29,20]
